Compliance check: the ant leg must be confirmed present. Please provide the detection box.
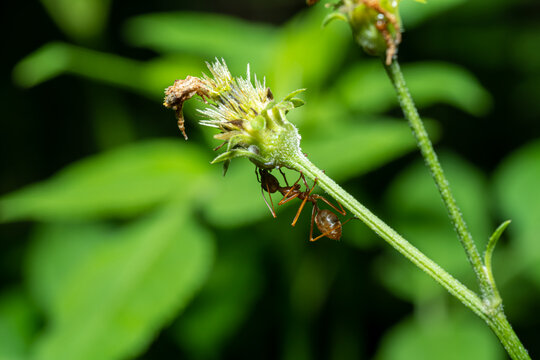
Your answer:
[290,178,318,226]
[213,142,227,151]
[311,194,346,216]
[278,191,301,205]
[255,166,261,183]
[261,185,277,218]
[278,168,289,187]
[301,173,311,190]
[291,195,309,227]
[309,204,317,242]
[280,173,315,205]
[278,172,304,205]
[310,217,354,242]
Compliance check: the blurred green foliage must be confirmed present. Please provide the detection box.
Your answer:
[1,0,539,359]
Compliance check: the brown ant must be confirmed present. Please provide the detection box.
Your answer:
[256,168,351,242]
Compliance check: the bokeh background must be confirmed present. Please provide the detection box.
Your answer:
[1,0,540,359]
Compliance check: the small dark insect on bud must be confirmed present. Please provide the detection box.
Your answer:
[163,76,210,140]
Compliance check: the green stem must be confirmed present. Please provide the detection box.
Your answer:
[487,312,531,360]
[283,151,486,321]
[382,60,529,359]
[284,151,530,360]
[384,60,493,298]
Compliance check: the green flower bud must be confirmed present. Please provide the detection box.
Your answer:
[164,59,306,175]
[322,0,407,65]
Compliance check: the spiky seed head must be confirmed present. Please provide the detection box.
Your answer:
[163,59,306,174]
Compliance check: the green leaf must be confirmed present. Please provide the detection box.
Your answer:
[0,140,210,222]
[0,289,39,360]
[12,42,204,99]
[269,5,350,95]
[40,0,111,41]
[13,42,146,92]
[25,223,111,314]
[302,118,437,181]
[12,43,72,88]
[335,61,492,116]
[123,12,277,69]
[376,310,504,360]
[172,240,262,358]
[494,139,540,286]
[202,160,268,228]
[377,153,491,301]
[27,204,215,360]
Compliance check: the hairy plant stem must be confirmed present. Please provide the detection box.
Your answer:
[284,151,529,360]
[382,59,529,359]
[284,150,485,318]
[384,60,491,296]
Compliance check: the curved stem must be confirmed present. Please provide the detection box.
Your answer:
[284,151,530,360]
[382,59,529,359]
[283,151,487,321]
[384,60,493,299]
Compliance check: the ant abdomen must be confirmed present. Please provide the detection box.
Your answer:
[315,209,342,241]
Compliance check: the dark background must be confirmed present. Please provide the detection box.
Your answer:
[1,0,539,359]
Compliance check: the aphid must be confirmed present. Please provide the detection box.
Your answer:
[257,168,350,241]
[163,76,210,140]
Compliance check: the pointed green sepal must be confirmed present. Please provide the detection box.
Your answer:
[263,100,277,112]
[290,98,305,108]
[282,88,306,102]
[222,159,231,176]
[322,12,348,27]
[226,134,244,152]
[211,148,270,168]
[278,89,306,114]
[483,220,511,307]
[211,149,249,164]
[485,220,511,270]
